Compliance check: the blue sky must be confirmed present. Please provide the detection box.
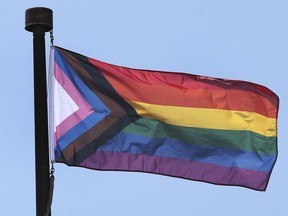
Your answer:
[1,1,288,215]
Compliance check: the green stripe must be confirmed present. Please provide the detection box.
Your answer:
[122,118,277,156]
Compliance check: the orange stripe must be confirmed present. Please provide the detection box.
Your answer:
[87,58,278,118]
[104,72,277,118]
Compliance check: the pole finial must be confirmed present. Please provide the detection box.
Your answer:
[25,7,53,32]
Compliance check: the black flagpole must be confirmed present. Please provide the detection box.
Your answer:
[25,7,53,216]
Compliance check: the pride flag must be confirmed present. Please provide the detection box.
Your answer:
[49,46,279,191]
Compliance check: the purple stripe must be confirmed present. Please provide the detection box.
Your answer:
[54,63,94,137]
[80,151,269,191]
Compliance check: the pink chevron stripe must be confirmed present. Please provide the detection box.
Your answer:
[54,62,94,138]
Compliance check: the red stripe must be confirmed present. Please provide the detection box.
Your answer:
[88,58,278,118]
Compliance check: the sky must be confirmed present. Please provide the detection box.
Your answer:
[1,0,288,215]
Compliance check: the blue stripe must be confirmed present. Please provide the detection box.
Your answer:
[57,112,106,150]
[54,49,109,112]
[99,132,275,172]
[54,49,111,148]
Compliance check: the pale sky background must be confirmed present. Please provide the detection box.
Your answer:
[1,1,288,215]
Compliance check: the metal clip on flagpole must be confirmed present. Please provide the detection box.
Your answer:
[25,7,53,216]
[43,162,55,216]
[50,30,54,48]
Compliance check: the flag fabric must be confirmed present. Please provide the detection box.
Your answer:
[49,46,279,191]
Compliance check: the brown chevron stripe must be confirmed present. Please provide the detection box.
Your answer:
[56,47,140,163]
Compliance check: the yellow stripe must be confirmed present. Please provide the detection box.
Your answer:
[128,100,277,137]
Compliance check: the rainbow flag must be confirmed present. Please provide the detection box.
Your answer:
[49,46,279,191]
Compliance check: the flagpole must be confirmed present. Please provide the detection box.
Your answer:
[25,7,53,216]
